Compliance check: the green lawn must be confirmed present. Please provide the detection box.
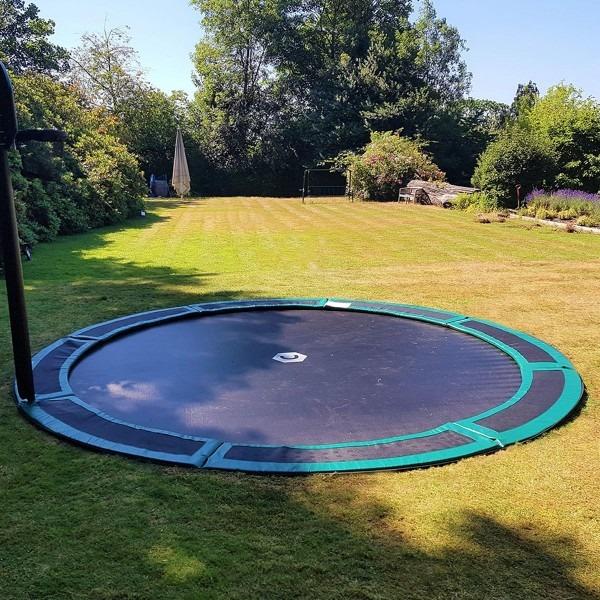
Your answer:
[1,197,599,600]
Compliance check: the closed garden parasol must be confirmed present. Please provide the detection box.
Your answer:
[172,127,190,197]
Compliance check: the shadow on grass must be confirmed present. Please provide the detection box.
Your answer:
[10,207,259,348]
[145,198,200,211]
[6,461,594,600]
[126,474,598,599]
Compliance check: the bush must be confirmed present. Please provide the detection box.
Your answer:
[535,208,556,220]
[8,150,83,244]
[557,208,579,220]
[337,132,444,200]
[576,215,600,227]
[10,72,146,244]
[452,191,498,213]
[472,129,556,207]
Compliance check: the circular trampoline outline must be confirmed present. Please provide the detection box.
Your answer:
[16,298,584,473]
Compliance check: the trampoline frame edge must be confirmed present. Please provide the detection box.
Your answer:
[14,298,584,474]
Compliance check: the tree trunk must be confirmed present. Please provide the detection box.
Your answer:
[404,180,478,208]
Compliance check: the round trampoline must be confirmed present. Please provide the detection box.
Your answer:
[17,299,583,473]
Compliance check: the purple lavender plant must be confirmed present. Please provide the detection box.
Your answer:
[553,189,600,203]
[525,188,546,203]
[525,188,600,204]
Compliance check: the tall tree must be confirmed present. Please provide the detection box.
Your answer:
[190,0,288,174]
[273,0,416,158]
[413,0,470,103]
[69,27,201,182]
[69,27,144,115]
[473,84,600,202]
[510,81,539,119]
[190,0,472,191]
[421,98,510,185]
[527,85,600,191]
[360,0,471,136]
[0,0,68,73]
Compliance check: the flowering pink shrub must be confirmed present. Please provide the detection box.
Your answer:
[336,132,444,200]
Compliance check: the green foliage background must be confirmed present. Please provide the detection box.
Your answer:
[10,73,146,244]
[473,86,600,206]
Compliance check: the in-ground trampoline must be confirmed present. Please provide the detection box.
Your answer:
[17,299,583,473]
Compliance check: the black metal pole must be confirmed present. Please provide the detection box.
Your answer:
[1,61,35,402]
[0,148,35,402]
[301,169,307,204]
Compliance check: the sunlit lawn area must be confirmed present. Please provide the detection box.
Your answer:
[1,197,599,599]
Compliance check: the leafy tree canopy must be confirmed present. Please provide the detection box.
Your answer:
[510,81,539,119]
[190,0,472,184]
[527,85,600,191]
[0,0,68,73]
[11,72,145,243]
[69,27,145,114]
[67,27,204,186]
[474,84,600,203]
[472,128,556,205]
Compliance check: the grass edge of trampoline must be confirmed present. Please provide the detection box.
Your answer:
[15,298,584,474]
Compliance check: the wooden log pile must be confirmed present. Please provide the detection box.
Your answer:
[402,180,478,208]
